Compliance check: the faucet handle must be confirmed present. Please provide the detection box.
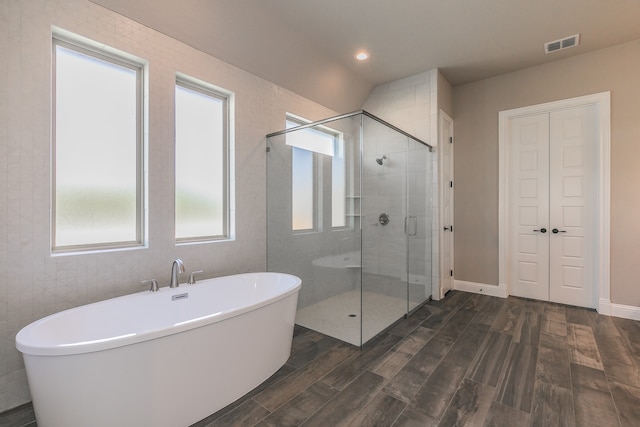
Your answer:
[188,270,204,285]
[141,279,159,292]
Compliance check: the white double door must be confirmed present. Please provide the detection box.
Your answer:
[509,105,597,308]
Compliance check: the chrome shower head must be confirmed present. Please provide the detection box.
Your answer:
[376,155,387,165]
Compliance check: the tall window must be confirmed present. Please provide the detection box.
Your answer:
[53,35,145,251]
[175,75,230,241]
[286,117,345,231]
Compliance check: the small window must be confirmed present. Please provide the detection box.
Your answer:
[332,137,346,228]
[175,75,231,242]
[286,117,345,231]
[52,34,145,252]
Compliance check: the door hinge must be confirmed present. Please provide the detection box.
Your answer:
[449,181,453,188]
[266,146,271,152]
[450,270,453,277]
[449,136,453,144]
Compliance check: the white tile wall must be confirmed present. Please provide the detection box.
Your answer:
[0,0,336,412]
[363,71,432,142]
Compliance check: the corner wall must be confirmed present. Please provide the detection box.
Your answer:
[437,70,454,118]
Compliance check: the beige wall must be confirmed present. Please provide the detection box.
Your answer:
[453,39,640,307]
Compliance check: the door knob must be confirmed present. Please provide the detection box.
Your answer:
[533,228,547,233]
[552,228,566,234]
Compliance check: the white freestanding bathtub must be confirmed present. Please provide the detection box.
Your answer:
[15,272,301,427]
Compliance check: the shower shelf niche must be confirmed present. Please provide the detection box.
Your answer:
[346,195,362,218]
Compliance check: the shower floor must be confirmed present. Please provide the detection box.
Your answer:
[296,290,420,346]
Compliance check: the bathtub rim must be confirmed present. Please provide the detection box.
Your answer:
[16,272,301,357]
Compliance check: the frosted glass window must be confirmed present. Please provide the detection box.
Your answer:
[175,79,228,241]
[291,147,314,230]
[53,41,143,251]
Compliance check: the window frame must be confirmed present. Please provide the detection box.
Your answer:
[287,116,319,233]
[286,115,346,232]
[51,32,146,254]
[174,74,231,243]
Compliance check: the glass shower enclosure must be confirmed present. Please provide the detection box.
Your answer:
[267,111,433,347]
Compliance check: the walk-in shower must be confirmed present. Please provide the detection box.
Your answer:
[266,110,433,347]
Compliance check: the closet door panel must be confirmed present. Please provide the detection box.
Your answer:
[549,105,597,308]
[509,113,550,301]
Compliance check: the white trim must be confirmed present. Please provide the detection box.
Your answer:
[438,110,454,300]
[498,92,611,312]
[454,280,508,298]
[608,302,640,321]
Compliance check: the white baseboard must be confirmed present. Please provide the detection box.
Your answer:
[454,280,508,298]
[599,299,640,320]
[452,284,640,320]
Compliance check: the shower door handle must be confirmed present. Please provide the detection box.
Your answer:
[405,216,418,236]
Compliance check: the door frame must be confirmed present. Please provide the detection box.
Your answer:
[498,92,611,312]
[438,110,454,300]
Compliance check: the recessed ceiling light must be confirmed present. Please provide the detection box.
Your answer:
[355,51,369,61]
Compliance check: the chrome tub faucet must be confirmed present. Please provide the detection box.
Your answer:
[170,259,185,288]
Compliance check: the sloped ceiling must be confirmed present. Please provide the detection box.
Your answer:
[90,0,640,112]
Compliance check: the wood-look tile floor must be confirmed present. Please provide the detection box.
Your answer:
[3,291,639,426]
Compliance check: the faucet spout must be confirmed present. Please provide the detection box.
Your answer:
[170,259,185,288]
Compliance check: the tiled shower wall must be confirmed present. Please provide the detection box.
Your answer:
[363,70,441,298]
[360,122,431,284]
[0,0,336,412]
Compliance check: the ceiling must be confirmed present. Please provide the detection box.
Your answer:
[90,0,640,112]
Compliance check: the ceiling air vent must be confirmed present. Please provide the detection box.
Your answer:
[544,34,580,54]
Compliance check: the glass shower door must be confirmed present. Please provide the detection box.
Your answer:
[407,139,432,312]
[267,114,364,347]
[360,116,410,344]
